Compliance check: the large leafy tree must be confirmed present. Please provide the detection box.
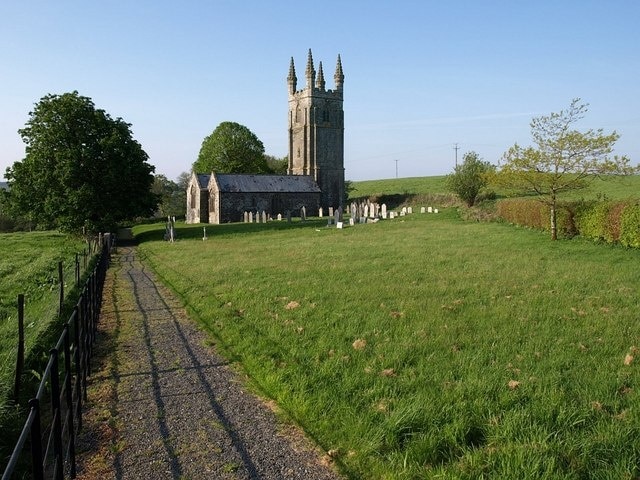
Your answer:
[5,91,157,233]
[151,174,186,218]
[193,121,269,174]
[495,99,636,240]
[445,151,494,207]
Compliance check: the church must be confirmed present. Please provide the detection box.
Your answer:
[186,50,345,224]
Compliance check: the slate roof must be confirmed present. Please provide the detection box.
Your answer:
[196,174,210,189]
[213,174,321,193]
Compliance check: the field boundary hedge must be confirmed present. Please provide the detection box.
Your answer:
[495,198,640,247]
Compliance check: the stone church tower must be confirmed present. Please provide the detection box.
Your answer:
[287,50,345,209]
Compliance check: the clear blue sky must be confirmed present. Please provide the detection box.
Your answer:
[1,1,639,182]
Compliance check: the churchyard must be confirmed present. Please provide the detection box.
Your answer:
[133,204,639,479]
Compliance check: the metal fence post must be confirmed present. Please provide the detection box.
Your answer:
[49,349,64,480]
[58,261,64,317]
[29,398,44,480]
[63,324,77,477]
[13,294,25,403]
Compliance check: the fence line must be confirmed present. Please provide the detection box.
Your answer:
[1,235,112,480]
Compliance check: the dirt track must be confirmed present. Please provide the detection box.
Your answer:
[75,246,342,479]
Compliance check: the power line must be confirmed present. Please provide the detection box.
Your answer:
[394,159,399,178]
[453,143,460,167]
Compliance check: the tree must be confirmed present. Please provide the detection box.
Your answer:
[5,91,157,233]
[264,154,288,174]
[193,121,269,174]
[445,151,494,207]
[495,99,635,240]
[151,174,186,218]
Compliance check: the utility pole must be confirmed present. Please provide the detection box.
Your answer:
[394,159,399,178]
[454,143,460,167]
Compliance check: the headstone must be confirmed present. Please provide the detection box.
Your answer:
[364,204,369,218]
[401,207,407,214]
[349,217,355,226]
[244,211,249,223]
[382,212,387,219]
[329,206,334,218]
[277,213,282,221]
[407,207,413,214]
[381,204,387,217]
[427,206,433,213]
[262,211,267,223]
[249,211,254,223]
[420,207,426,214]
[202,227,207,241]
[334,208,340,226]
[337,222,343,229]
[434,208,439,214]
[327,218,333,226]
[301,206,306,221]
[286,210,291,223]
[390,212,395,219]
[319,207,323,218]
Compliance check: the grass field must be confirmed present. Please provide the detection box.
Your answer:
[134,209,640,479]
[351,174,640,202]
[0,231,86,404]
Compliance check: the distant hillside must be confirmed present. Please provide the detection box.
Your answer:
[350,175,640,202]
[0,182,7,190]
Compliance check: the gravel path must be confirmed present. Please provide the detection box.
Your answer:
[75,246,343,480]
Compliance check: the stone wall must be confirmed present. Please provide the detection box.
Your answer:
[212,191,320,223]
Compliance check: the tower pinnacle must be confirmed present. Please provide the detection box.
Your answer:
[334,54,344,91]
[305,49,315,89]
[287,57,297,94]
[316,61,325,91]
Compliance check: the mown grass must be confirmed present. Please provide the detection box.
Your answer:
[135,211,640,479]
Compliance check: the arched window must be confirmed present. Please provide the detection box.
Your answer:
[190,185,196,209]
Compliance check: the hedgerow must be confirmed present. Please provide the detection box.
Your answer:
[496,198,640,247]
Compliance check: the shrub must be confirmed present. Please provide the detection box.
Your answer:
[620,203,640,248]
[495,199,575,237]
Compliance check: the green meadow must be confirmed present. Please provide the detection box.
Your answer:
[352,174,640,201]
[135,206,640,479]
[0,232,85,404]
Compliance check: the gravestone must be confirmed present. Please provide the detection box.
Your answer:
[249,211,254,223]
[277,213,282,221]
[401,207,407,214]
[337,222,343,229]
[262,211,267,223]
[427,206,433,213]
[420,207,426,214]
[349,217,355,226]
[334,208,340,225]
[319,207,323,218]
[434,208,439,214]
[329,206,334,218]
[286,210,292,223]
[390,212,395,219]
[407,207,413,214]
[381,204,387,217]
[364,204,369,218]
[244,211,249,223]
[301,206,306,221]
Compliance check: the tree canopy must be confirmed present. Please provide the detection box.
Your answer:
[494,99,636,240]
[193,121,269,174]
[5,91,157,233]
[445,151,494,207]
[151,174,185,218]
